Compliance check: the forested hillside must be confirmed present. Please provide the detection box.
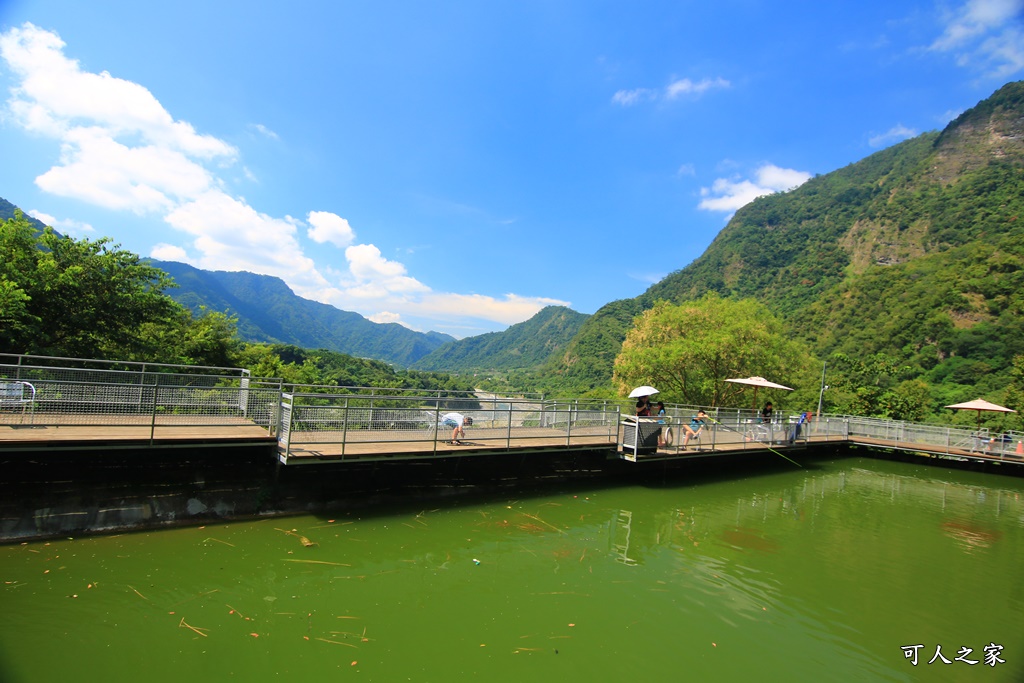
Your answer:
[413,305,588,372]
[540,80,1024,415]
[151,260,454,367]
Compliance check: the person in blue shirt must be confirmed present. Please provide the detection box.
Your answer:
[788,411,811,443]
[682,410,708,448]
[655,402,668,446]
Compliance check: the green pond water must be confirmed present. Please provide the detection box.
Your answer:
[1,456,1022,682]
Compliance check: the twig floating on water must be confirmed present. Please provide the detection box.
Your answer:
[127,585,148,600]
[519,512,566,534]
[179,617,209,637]
[202,537,236,547]
[316,637,357,648]
[283,559,351,567]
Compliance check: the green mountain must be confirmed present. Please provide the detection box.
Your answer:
[545,80,1024,396]
[0,199,47,232]
[151,260,454,366]
[412,305,589,372]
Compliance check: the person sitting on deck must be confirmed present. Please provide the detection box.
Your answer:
[760,402,774,423]
[441,412,473,445]
[682,411,708,449]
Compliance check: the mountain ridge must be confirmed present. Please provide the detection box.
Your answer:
[150,259,455,366]
[542,80,1024,396]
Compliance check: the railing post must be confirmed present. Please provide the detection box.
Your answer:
[566,400,574,446]
[507,400,514,448]
[149,383,159,445]
[341,397,350,457]
[432,403,441,456]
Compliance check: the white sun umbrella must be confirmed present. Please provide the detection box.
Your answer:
[628,385,660,398]
[945,398,1016,432]
[725,376,794,409]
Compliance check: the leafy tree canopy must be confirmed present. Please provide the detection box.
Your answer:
[611,294,816,408]
[1,212,183,360]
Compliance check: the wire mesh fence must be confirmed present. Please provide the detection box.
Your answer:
[278,392,621,457]
[3,355,1022,462]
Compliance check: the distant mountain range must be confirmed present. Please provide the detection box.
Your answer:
[150,260,454,366]
[8,80,1022,391]
[412,305,589,372]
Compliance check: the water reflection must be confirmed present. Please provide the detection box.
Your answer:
[1,457,1022,682]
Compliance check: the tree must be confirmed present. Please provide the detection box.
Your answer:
[1,213,183,359]
[612,294,814,407]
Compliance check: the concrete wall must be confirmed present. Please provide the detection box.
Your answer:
[0,446,638,542]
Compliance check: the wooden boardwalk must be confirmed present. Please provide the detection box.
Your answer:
[4,414,1024,468]
[280,426,618,462]
[0,415,275,450]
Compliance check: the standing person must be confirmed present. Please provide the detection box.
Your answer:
[789,410,812,444]
[635,396,652,417]
[760,402,774,423]
[655,401,668,447]
[682,410,708,449]
[441,412,473,445]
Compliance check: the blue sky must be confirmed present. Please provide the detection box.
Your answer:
[1,1,1022,338]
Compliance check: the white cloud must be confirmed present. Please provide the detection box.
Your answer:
[612,76,730,106]
[35,126,216,212]
[939,108,965,124]
[612,88,656,105]
[0,23,235,158]
[676,163,696,177]
[0,22,566,336]
[416,292,571,327]
[150,243,189,261]
[250,123,279,140]
[698,163,811,213]
[307,211,356,248]
[27,209,94,235]
[164,190,333,292]
[368,311,404,325]
[929,0,1024,78]
[343,243,430,296]
[665,77,731,99]
[868,124,918,148]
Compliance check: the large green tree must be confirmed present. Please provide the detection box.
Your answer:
[612,294,815,408]
[1,212,184,359]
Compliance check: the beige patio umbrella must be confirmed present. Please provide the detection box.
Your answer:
[725,376,794,410]
[945,398,1016,432]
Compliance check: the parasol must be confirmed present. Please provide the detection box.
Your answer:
[725,376,794,410]
[628,385,660,398]
[945,398,1016,432]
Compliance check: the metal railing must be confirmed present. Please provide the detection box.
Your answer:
[0,353,254,387]
[2,354,1021,462]
[0,377,281,437]
[278,392,621,458]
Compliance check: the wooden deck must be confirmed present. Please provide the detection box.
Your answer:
[0,415,275,450]
[280,426,618,462]
[4,414,1023,468]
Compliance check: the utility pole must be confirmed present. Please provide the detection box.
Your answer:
[816,361,827,418]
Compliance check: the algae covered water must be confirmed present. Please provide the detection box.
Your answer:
[1,456,1022,682]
